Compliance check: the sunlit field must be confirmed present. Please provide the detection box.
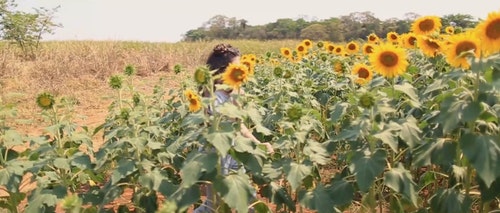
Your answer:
[1,11,499,213]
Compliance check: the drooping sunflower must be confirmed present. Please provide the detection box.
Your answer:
[333,60,344,74]
[289,52,303,63]
[184,89,202,112]
[351,63,373,85]
[443,32,481,69]
[401,33,418,49]
[386,32,400,44]
[222,63,249,88]
[367,33,380,44]
[445,26,455,34]
[346,41,360,54]
[475,11,500,55]
[411,16,442,35]
[362,43,375,55]
[416,35,442,57]
[301,39,313,49]
[369,43,409,78]
[193,66,210,85]
[280,47,292,59]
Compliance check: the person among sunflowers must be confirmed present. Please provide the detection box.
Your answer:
[193,43,274,213]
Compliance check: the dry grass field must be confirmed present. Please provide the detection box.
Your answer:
[0,39,305,212]
[0,39,298,144]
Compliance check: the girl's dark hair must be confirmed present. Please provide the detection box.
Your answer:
[206,43,241,76]
[201,43,241,97]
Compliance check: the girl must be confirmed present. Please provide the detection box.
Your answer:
[193,43,273,212]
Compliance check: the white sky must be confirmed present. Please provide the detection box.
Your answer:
[16,0,500,43]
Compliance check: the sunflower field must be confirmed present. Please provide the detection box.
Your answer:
[1,11,500,213]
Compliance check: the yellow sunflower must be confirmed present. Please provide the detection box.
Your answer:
[367,33,380,44]
[222,63,249,89]
[369,43,409,78]
[280,47,292,59]
[445,26,455,34]
[333,60,344,73]
[241,59,256,76]
[301,39,313,49]
[351,63,373,85]
[289,52,303,63]
[443,32,481,69]
[184,89,202,112]
[362,43,375,55]
[401,33,418,49]
[417,35,442,57]
[242,54,257,63]
[346,41,360,54]
[325,43,335,54]
[296,44,308,55]
[334,46,345,55]
[386,32,400,44]
[475,11,500,55]
[411,16,442,35]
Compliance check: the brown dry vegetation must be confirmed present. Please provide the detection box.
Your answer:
[0,39,298,143]
[0,39,303,212]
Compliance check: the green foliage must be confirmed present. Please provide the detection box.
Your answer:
[0,0,61,59]
[1,35,500,213]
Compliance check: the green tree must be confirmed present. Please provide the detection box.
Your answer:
[183,28,207,41]
[0,0,60,60]
[300,23,329,41]
[441,13,478,32]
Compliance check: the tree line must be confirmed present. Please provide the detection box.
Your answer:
[182,11,479,42]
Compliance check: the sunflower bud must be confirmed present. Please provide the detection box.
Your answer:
[174,64,182,74]
[36,92,55,110]
[287,104,303,121]
[273,67,284,77]
[61,194,82,211]
[109,75,123,90]
[132,93,141,106]
[359,93,375,109]
[124,65,136,76]
[316,41,324,48]
[283,70,293,79]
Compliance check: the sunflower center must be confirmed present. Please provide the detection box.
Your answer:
[365,46,373,53]
[39,98,52,107]
[335,48,341,53]
[298,46,305,52]
[358,68,370,78]
[369,36,376,41]
[348,44,356,50]
[408,37,417,46]
[419,19,435,32]
[390,34,398,40]
[189,98,198,105]
[231,69,244,80]
[425,39,440,50]
[334,63,342,72]
[485,19,500,39]
[328,46,334,51]
[455,41,477,56]
[284,50,290,55]
[379,51,399,67]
